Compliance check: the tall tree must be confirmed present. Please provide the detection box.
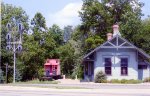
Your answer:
[49,24,63,46]
[79,0,143,53]
[31,12,46,32]
[134,17,150,54]
[58,43,76,76]
[20,12,47,80]
[63,25,73,43]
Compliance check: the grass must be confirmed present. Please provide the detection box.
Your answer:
[54,86,88,89]
[14,79,60,84]
[1,79,87,89]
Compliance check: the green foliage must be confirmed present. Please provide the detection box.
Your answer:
[63,25,73,43]
[134,17,150,54]
[1,0,149,82]
[109,79,142,84]
[94,71,107,83]
[122,79,142,84]
[109,79,120,83]
[38,67,45,78]
[20,12,62,80]
[49,24,64,46]
[79,0,144,53]
[85,35,104,51]
[15,69,22,82]
[71,57,84,79]
[31,12,46,31]
[0,69,4,83]
[1,2,29,82]
[58,43,75,76]
[17,79,59,84]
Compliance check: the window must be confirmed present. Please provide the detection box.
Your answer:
[104,58,112,75]
[138,64,147,69]
[47,60,49,63]
[56,60,58,63]
[121,58,128,75]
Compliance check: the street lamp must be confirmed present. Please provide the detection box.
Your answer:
[6,17,23,83]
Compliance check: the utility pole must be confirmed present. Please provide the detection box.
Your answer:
[6,17,23,83]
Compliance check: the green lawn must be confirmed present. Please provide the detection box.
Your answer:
[14,79,60,84]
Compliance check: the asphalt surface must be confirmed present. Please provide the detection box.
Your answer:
[0,84,150,96]
[3,83,150,89]
[0,86,150,96]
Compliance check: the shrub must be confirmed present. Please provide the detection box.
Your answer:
[110,79,121,83]
[121,79,127,83]
[126,79,142,84]
[38,67,44,78]
[143,77,150,82]
[94,71,107,83]
[109,79,142,84]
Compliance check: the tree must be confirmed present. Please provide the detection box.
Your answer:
[49,24,63,46]
[20,13,62,80]
[63,25,73,43]
[20,12,47,80]
[85,35,104,52]
[134,17,150,54]
[0,69,4,83]
[58,43,76,77]
[31,12,46,31]
[15,69,22,82]
[79,0,143,53]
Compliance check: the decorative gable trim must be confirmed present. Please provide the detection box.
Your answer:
[83,35,150,60]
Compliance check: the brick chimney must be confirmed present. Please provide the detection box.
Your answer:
[107,33,113,41]
[113,24,121,36]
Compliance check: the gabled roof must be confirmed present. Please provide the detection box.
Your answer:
[44,59,60,65]
[84,35,150,60]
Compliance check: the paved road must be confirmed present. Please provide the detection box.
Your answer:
[0,85,150,96]
[4,83,150,89]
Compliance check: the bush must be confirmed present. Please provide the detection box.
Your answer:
[38,67,44,78]
[109,79,121,83]
[121,79,127,83]
[143,77,150,82]
[94,71,107,83]
[109,79,142,84]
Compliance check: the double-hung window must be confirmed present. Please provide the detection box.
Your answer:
[121,58,128,75]
[104,58,112,75]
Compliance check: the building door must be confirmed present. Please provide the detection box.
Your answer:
[138,70,143,80]
[138,64,147,80]
[50,65,52,73]
[85,61,94,76]
[46,70,50,76]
